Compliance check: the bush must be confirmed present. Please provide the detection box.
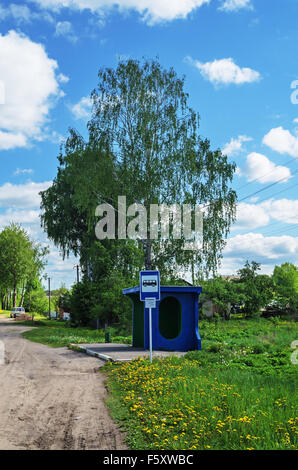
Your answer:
[70,280,98,326]
[69,273,133,330]
[90,273,132,331]
[24,287,48,314]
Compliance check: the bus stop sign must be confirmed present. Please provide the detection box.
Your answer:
[140,270,160,301]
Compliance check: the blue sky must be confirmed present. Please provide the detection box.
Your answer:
[0,0,298,289]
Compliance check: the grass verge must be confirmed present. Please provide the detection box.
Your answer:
[18,316,132,348]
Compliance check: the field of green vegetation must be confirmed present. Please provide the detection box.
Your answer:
[103,317,298,450]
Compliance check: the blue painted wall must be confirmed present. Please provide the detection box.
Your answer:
[123,286,202,352]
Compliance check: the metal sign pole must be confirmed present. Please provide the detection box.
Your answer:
[149,307,152,363]
[140,271,160,364]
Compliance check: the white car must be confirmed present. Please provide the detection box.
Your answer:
[10,307,25,318]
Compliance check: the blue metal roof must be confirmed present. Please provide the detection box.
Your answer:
[123,285,202,295]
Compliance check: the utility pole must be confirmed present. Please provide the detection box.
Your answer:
[48,277,51,319]
[73,265,80,283]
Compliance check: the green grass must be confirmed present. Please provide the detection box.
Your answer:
[1,309,132,347]
[0,309,11,318]
[103,317,298,450]
[18,316,132,348]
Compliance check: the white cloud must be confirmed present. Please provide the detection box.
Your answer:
[219,0,253,12]
[14,168,34,176]
[232,198,298,232]
[0,4,8,20]
[0,130,28,150]
[222,135,252,156]
[0,3,55,24]
[8,4,31,23]
[70,96,93,120]
[0,181,52,208]
[29,0,210,25]
[186,56,261,86]
[263,126,298,158]
[44,244,80,289]
[57,73,69,83]
[240,152,291,183]
[0,30,65,150]
[55,21,78,42]
[0,208,40,228]
[261,199,298,225]
[233,202,270,230]
[224,232,298,260]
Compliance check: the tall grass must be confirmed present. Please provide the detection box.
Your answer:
[104,317,298,450]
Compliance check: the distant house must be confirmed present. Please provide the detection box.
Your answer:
[220,275,240,281]
[58,308,71,321]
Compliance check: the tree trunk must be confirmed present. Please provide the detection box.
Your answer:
[145,238,152,270]
[0,290,5,310]
[19,281,26,308]
[13,280,17,308]
[6,288,10,310]
[191,254,195,285]
[142,229,152,270]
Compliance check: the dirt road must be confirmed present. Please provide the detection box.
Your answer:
[0,317,127,450]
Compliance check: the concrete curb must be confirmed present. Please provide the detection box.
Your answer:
[69,343,187,363]
[69,344,114,362]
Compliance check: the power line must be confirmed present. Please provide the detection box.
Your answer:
[96,168,297,225]
[237,168,298,203]
[259,221,298,236]
[236,219,284,235]
[254,180,298,204]
[235,157,298,192]
[260,224,298,237]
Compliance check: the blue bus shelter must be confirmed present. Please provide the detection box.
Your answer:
[122,285,202,352]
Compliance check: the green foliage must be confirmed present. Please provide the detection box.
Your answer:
[90,272,132,332]
[59,288,72,312]
[69,273,133,331]
[23,281,48,314]
[0,223,48,308]
[201,276,244,320]
[199,262,297,320]
[70,280,98,326]
[90,58,237,276]
[49,285,71,312]
[272,263,298,312]
[236,261,275,317]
